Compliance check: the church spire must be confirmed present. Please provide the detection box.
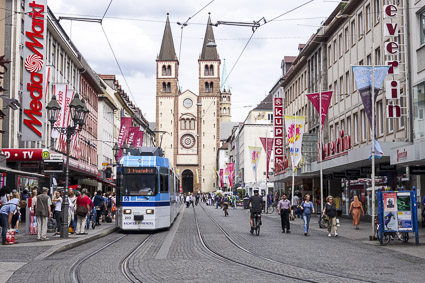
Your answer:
[220,59,229,92]
[158,13,177,60]
[200,14,218,60]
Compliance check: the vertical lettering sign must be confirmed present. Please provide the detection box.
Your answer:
[22,0,47,141]
[273,97,285,175]
[384,3,401,118]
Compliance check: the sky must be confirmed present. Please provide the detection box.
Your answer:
[47,0,340,122]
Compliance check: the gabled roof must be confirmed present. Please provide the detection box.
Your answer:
[283,56,296,63]
[200,15,218,60]
[158,14,177,61]
[254,93,273,111]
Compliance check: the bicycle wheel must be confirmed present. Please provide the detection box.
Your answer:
[256,223,260,236]
[381,233,391,246]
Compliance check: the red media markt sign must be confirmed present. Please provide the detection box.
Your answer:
[0,148,48,161]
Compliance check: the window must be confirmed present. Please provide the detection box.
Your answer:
[345,71,350,94]
[160,169,169,193]
[205,65,209,76]
[334,81,338,104]
[354,114,358,143]
[162,65,167,76]
[367,54,372,65]
[358,12,364,38]
[333,39,337,62]
[339,34,343,58]
[378,101,383,136]
[167,65,171,76]
[210,65,214,76]
[351,20,356,46]
[167,82,171,93]
[344,26,349,52]
[340,76,344,98]
[210,82,214,92]
[375,47,381,65]
[347,116,351,137]
[361,110,367,141]
[388,115,394,132]
[330,125,334,141]
[205,82,209,92]
[341,119,345,133]
[374,0,380,24]
[366,4,371,32]
[421,11,425,45]
[328,45,332,67]
[162,82,166,92]
[335,122,340,138]
[399,96,405,129]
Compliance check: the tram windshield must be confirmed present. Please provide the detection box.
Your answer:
[122,167,158,196]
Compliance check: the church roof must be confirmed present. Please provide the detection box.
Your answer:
[158,14,177,61]
[220,59,229,92]
[200,15,218,60]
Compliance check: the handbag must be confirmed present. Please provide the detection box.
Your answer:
[76,205,88,217]
[6,229,16,244]
[290,214,295,221]
[111,205,116,212]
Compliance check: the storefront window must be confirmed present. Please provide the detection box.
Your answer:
[413,82,425,140]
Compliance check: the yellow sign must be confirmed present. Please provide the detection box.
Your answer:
[42,150,50,160]
[102,162,109,166]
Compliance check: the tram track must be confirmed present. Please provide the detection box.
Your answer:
[196,204,375,283]
[70,233,152,283]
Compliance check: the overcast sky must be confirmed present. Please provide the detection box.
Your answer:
[48,0,339,122]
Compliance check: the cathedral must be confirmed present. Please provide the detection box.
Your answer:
[156,14,232,193]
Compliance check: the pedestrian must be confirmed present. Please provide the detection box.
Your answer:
[10,192,21,233]
[35,187,52,241]
[0,186,12,207]
[300,194,315,236]
[52,190,62,236]
[349,195,364,230]
[111,192,116,221]
[68,191,76,234]
[93,190,104,226]
[106,193,113,221]
[75,189,90,235]
[20,189,29,223]
[0,198,26,245]
[30,189,38,235]
[323,195,337,237]
[186,193,191,208]
[277,193,292,233]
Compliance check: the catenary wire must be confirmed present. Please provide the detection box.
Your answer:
[101,0,113,21]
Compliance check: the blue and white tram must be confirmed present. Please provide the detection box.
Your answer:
[116,148,180,231]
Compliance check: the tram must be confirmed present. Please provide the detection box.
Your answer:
[116,147,180,231]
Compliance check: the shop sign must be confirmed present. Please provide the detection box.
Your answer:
[410,166,425,175]
[333,172,346,178]
[361,167,372,174]
[384,3,402,118]
[345,169,360,177]
[273,96,285,175]
[379,164,396,171]
[320,130,351,161]
[22,0,47,141]
[0,148,47,161]
[49,153,63,160]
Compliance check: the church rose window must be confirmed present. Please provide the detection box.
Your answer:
[181,134,196,149]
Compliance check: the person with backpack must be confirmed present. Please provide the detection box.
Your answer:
[93,190,104,226]
[222,194,230,216]
[300,194,315,236]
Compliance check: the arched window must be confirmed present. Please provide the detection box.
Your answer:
[167,65,171,76]
[162,65,166,76]
[204,65,209,76]
[210,82,214,93]
[210,65,214,76]
[191,119,195,129]
[205,82,209,93]
[162,82,166,92]
[228,96,230,101]
[220,107,222,113]
[167,82,171,93]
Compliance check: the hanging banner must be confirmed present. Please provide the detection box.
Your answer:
[260,137,273,179]
[219,169,224,188]
[249,146,262,182]
[285,116,306,169]
[51,84,68,139]
[134,131,144,148]
[118,117,133,158]
[306,91,333,128]
[127,127,139,146]
[22,0,47,141]
[227,163,234,188]
[352,66,389,127]
[273,96,285,175]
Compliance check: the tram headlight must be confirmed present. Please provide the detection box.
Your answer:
[146,209,154,214]
[123,209,132,214]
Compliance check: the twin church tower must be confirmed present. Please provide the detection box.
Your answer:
[155,14,232,193]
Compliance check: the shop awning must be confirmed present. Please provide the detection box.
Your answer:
[0,166,46,178]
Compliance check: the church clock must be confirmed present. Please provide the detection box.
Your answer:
[183,98,193,108]
[181,134,196,149]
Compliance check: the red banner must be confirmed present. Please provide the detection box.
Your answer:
[306,91,333,127]
[260,137,273,179]
[134,131,144,148]
[127,127,139,146]
[0,149,46,161]
[219,169,224,188]
[118,117,133,158]
[227,163,234,188]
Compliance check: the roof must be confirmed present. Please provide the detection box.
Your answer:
[220,122,239,140]
[254,93,273,111]
[283,56,296,63]
[220,58,229,92]
[200,15,218,60]
[158,14,177,61]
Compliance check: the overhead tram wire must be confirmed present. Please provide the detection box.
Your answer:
[101,0,113,22]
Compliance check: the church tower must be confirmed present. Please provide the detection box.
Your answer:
[219,59,231,122]
[198,14,221,192]
[156,14,178,166]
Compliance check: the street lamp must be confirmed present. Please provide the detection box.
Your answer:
[46,93,88,238]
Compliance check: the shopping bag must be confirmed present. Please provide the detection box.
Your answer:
[33,216,38,227]
[6,229,16,244]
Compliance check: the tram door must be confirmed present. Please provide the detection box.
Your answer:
[182,170,194,193]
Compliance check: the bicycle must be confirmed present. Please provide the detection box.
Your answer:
[374,216,409,245]
[266,201,278,214]
[250,212,261,236]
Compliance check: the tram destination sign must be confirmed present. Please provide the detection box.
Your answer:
[123,167,156,174]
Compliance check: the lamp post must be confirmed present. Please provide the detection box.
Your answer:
[46,93,89,238]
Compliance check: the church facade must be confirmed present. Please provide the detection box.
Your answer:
[156,15,231,193]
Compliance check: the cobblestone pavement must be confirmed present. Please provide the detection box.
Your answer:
[4,203,425,282]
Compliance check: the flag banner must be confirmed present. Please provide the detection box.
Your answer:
[224,166,229,186]
[306,91,333,128]
[118,117,133,158]
[213,167,217,180]
[285,116,306,169]
[127,127,139,146]
[249,146,262,182]
[219,169,224,188]
[369,140,384,160]
[260,137,274,179]
[51,84,68,139]
[227,163,234,188]
[352,66,389,128]
[134,131,144,148]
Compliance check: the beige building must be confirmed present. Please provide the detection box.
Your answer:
[156,15,231,193]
